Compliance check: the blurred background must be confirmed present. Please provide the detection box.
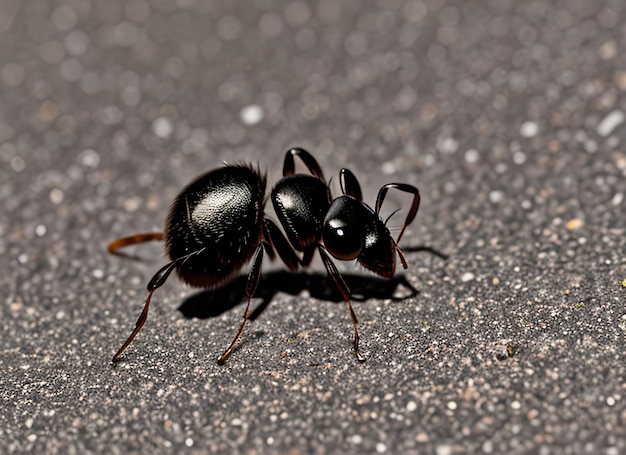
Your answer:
[1,1,626,454]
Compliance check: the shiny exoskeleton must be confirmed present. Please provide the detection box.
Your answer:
[108,148,420,364]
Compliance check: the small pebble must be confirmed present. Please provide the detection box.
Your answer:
[565,219,584,230]
[597,110,624,137]
[520,121,538,138]
[461,272,475,282]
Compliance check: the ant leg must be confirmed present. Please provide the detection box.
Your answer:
[111,258,179,363]
[108,232,165,256]
[217,244,265,364]
[339,168,363,201]
[396,246,409,270]
[264,219,299,271]
[318,247,366,362]
[282,147,326,181]
[375,183,420,244]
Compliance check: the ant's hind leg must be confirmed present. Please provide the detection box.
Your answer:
[217,244,265,365]
[111,258,179,363]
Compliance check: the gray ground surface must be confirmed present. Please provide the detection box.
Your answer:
[2,0,626,453]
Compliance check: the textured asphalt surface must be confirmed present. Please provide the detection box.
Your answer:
[2,1,626,454]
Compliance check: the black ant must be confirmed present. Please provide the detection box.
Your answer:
[108,148,420,364]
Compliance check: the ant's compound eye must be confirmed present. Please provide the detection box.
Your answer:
[323,219,362,260]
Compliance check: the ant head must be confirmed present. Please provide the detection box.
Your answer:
[323,196,397,278]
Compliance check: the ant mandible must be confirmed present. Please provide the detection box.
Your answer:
[108,148,420,364]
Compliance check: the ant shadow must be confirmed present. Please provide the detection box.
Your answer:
[178,245,448,322]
